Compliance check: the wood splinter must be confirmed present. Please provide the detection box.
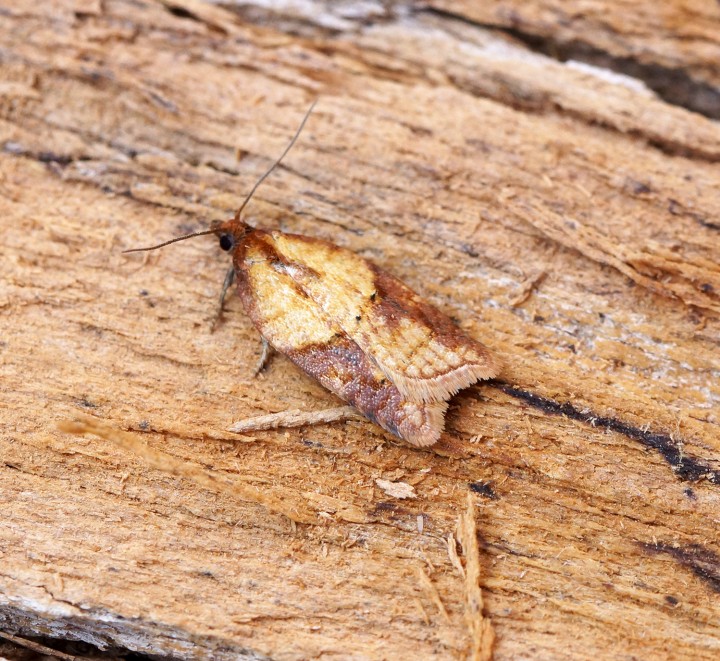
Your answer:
[228,406,362,433]
[458,493,495,661]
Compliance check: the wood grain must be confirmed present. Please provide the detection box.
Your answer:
[431,0,720,118]
[1,1,719,659]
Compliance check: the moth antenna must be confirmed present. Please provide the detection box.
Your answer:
[233,100,317,221]
[123,101,317,254]
[122,229,219,254]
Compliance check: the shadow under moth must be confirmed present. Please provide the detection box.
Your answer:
[126,104,500,447]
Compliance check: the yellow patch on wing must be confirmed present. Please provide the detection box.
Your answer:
[244,243,336,350]
[271,232,500,403]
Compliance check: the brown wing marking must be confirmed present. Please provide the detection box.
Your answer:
[269,231,501,403]
[285,338,447,447]
[233,231,447,446]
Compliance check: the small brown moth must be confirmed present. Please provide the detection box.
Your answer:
[126,105,500,446]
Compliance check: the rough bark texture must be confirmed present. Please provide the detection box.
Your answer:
[431,0,720,118]
[1,1,719,659]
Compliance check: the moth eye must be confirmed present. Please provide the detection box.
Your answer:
[219,234,234,251]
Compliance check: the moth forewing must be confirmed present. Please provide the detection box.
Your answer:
[251,230,501,402]
[232,229,449,446]
[226,227,499,446]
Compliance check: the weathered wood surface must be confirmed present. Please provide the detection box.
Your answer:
[1,1,719,659]
[431,0,720,118]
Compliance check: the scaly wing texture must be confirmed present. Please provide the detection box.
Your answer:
[269,231,501,403]
[232,230,446,446]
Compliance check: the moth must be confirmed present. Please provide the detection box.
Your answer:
[126,105,500,447]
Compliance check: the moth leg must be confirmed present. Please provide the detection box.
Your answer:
[254,336,273,375]
[211,266,235,332]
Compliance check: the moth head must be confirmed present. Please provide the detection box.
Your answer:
[211,218,252,253]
